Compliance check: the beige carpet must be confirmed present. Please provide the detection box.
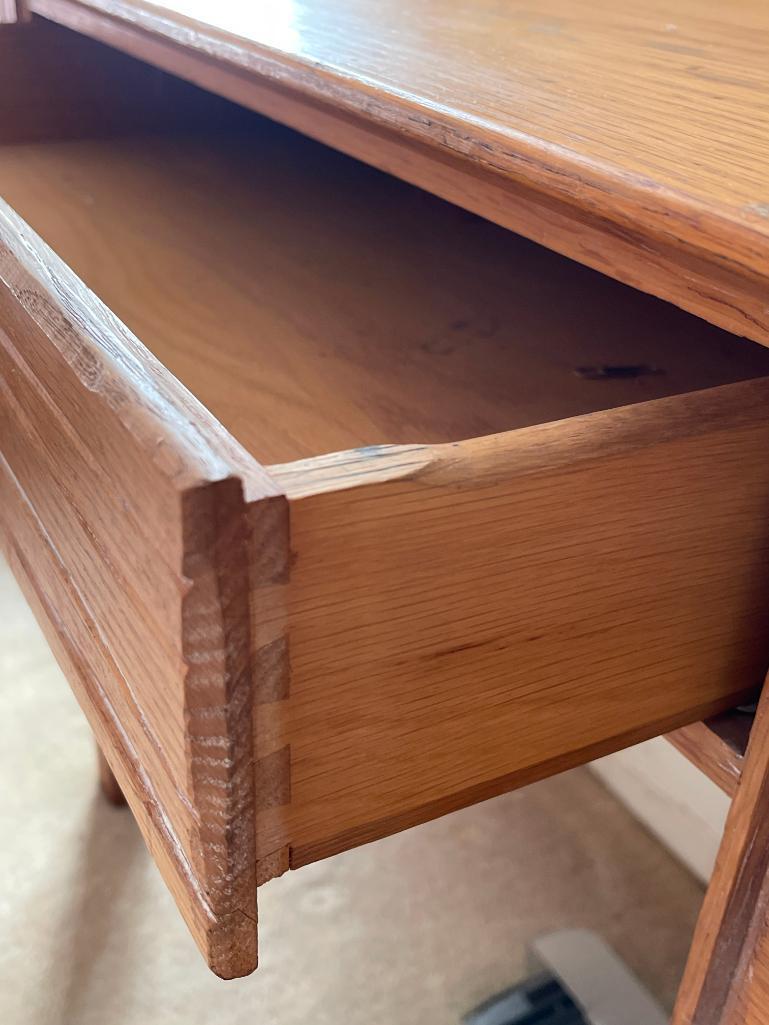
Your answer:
[0,557,703,1025]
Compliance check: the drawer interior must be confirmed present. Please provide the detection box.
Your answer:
[2,95,769,465]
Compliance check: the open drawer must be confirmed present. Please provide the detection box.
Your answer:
[3,19,769,979]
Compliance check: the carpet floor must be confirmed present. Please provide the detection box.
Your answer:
[0,558,703,1025]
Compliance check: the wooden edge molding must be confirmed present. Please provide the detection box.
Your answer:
[26,0,769,345]
[0,197,285,977]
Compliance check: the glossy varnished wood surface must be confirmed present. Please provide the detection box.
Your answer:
[2,124,769,464]
[26,0,769,344]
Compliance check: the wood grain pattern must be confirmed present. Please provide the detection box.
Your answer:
[668,711,753,798]
[0,197,286,977]
[5,116,769,878]
[2,127,769,464]
[26,0,769,345]
[263,379,769,865]
[673,680,769,1024]
[5,22,769,987]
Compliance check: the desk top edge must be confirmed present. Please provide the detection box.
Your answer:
[21,0,769,341]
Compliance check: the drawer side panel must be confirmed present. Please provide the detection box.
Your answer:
[270,379,769,865]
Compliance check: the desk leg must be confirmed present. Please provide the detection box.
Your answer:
[96,745,126,806]
[673,677,769,1024]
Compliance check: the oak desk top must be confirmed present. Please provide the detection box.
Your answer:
[28,0,769,345]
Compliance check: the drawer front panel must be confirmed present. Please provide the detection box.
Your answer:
[0,199,283,977]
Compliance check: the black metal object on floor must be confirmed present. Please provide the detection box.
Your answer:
[463,929,669,1025]
[463,972,586,1025]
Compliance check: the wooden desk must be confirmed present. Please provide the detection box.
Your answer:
[1,2,768,1016]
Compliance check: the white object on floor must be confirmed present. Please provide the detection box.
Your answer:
[591,737,730,883]
[534,929,668,1025]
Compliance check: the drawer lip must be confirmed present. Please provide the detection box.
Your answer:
[0,197,286,978]
[0,200,274,493]
[268,378,769,501]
